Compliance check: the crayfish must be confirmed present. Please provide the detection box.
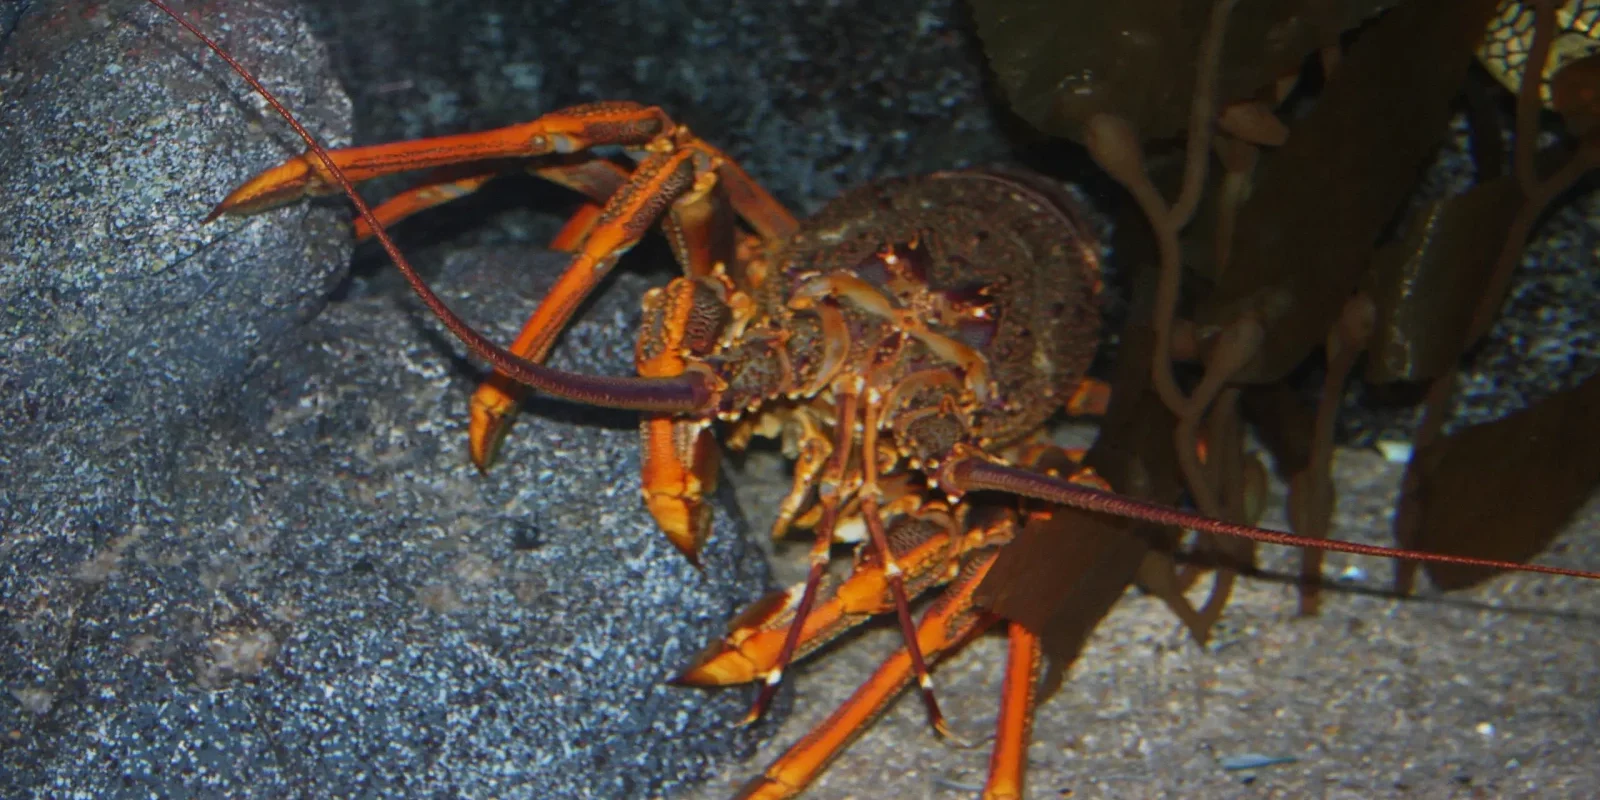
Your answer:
[149,0,1600,796]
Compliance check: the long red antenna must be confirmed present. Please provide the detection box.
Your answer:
[949,456,1600,581]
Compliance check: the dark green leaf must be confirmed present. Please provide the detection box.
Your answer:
[1195,0,1501,381]
[1364,177,1523,383]
[1399,372,1600,590]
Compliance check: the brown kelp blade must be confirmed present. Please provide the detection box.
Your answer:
[1552,52,1600,137]
[1395,373,1600,591]
[976,319,1185,664]
[1363,178,1523,384]
[1196,0,1503,382]
[969,0,1402,143]
[1239,383,1316,482]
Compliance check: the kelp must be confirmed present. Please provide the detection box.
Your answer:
[971,0,1400,143]
[1195,0,1502,381]
[1363,178,1523,384]
[1552,51,1600,135]
[972,0,1600,644]
[1394,36,1600,592]
[1396,373,1600,590]
[977,264,1237,674]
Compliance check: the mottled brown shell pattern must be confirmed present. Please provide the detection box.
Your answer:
[771,170,1102,447]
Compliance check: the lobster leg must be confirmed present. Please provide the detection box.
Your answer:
[206,102,674,217]
[461,197,601,469]
[210,100,794,240]
[464,147,709,474]
[858,382,951,736]
[979,449,1104,799]
[706,150,800,243]
[224,145,649,472]
[462,164,783,499]
[675,500,967,686]
[353,157,631,242]
[353,171,496,242]
[769,406,833,540]
[743,387,861,723]
[632,174,762,561]
[983,621,1043,800]
[473,154,750,473]
[721,452,1094,798]
[316,156,636,469]
[733,548,1002,800]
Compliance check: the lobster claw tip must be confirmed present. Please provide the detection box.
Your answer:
[666,666,712,688]
[468,394,516,471]
[672,639,759,687]
[647,493,711,567]
[671,538,704,570]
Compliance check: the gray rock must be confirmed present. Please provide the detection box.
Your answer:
[0,0,351,540]
[2,2,775,798]
[299,0,1013,218]
[141,247,772,799]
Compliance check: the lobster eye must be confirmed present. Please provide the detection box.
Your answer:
[854,240,931,288]
[939,277,989,308]
[852,249,892,287]
[954,315,999,351]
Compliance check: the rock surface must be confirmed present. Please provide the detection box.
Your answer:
[300,0,1013,217]
[1,2,773,798]
[0,0,351,540]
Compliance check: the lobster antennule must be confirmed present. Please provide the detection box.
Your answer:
[148,0,718,417]
[941,449,1600,582]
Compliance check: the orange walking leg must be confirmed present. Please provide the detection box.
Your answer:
[734,550,1001,800]
[354,158,631,243]
[463,145,707,468]
[464,161,636,468]
[677,501,1003,686]
[207,101,674,218]
[742,388,860,722]
[354,171,496,242]
[856,388,951,736]
[983,622,1042,800]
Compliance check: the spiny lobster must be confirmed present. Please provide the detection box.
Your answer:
[149,1,1600,797]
